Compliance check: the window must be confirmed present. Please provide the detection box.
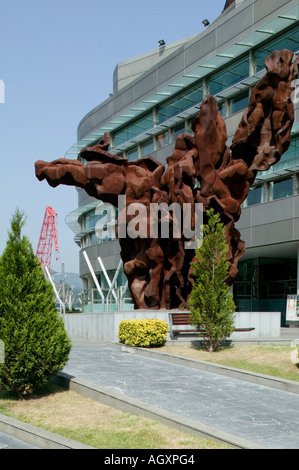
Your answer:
[230,90,249,115]
[127,146,138,161]
[217,101,226,118]
[84,235,91,247]
[255,27,299,72]
[94,206,116,242]
[156,131,169,149]
[113,112,153,147]
[247,185,262,206]
[173,122,185,142]
[84,210,102,230]
[140,139,154,157]
[209,57,249,95]
[279,134,299,164]
[91,232,98,246]
[99,271,114,290]
[158,83,203,124]
[273,177,293,200]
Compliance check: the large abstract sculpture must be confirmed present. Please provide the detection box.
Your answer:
[35,50,299,310]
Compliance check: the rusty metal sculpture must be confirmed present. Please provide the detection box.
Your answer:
[35,50,299,310]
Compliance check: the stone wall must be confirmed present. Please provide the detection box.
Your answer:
[63,310,281,342]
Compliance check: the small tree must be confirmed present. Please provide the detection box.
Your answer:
[0,208,71,398]
[188,208,235,352]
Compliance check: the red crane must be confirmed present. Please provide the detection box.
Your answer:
[36,206,59,270]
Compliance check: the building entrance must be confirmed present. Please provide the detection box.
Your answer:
[234,257,297,327]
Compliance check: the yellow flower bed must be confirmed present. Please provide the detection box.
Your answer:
[118,318,169,348]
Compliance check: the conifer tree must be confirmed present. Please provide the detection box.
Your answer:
[0,208,71,398]
[188,208,235,352]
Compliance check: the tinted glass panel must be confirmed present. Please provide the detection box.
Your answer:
[114,112,153,147]
[85,210,102,230]
[158,84,203,124]
[279,134,299,163]
[230,90,249,115]
[247,186,262,206]
[218,101,226,117]
[157,131,169,149]
[141,139,154,157]
[173,122,185,141]
[273,178,293,199]
[127,147,138,161]
[209,57,249,95]
[255,27,299,72]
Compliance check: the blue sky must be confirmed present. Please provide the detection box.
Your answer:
[0,0,225,274]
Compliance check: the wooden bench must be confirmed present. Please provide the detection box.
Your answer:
[169,312,255,339]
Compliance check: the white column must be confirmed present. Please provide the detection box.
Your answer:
[83,250,105,309]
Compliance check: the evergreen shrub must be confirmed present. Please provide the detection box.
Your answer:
[118,318,169,347]
[188,208,236,352]
[0,209,71,398]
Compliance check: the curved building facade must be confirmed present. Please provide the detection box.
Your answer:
[65,0,299,323]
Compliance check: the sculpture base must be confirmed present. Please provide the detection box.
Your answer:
[63,310,281,342]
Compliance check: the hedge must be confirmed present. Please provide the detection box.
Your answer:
[118,318,169,347]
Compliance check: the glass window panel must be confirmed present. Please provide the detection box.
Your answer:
[173,122,185,141]
[85,209,102,230]
[247,186,262,206]
[209,57,249,95]
[230,90,249,115]
[127,146,138,161]
[279,134,299,164]
[158,83,203,124]
[159,101,181,123]
[91,232,98,245]
[117,269,127,287]
[157,131,169,149]
[113,112,153,147]
[101,229,112,242]
[255,27,299,72]
[218,101,226,117]
[141,138,154,157]
[273,178,293,200]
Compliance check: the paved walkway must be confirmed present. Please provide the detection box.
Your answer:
[0,431,40,449]
[63,340,299,449]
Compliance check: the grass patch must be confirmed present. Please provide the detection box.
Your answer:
[0,382,230,449]
[153,344,299,382]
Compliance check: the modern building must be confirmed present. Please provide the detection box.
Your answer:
[65,0,299,325]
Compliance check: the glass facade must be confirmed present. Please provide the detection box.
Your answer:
[255,26,299,72]
[140,138,154,157]
[110,27,299,160]
[80,206,117,248]
[234,258,297,326]
[84,209,102,230]
[246,185,263,206]
[218,101,226,118]
[127,146,138,161]
[209,57,249,95]
[272,177,293,200]
[114,112,153,147]
[230,90,249,115]
[173,122,185,140]
[279,135,299,166]
[156,131,169,149]
[158,83,203,124]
